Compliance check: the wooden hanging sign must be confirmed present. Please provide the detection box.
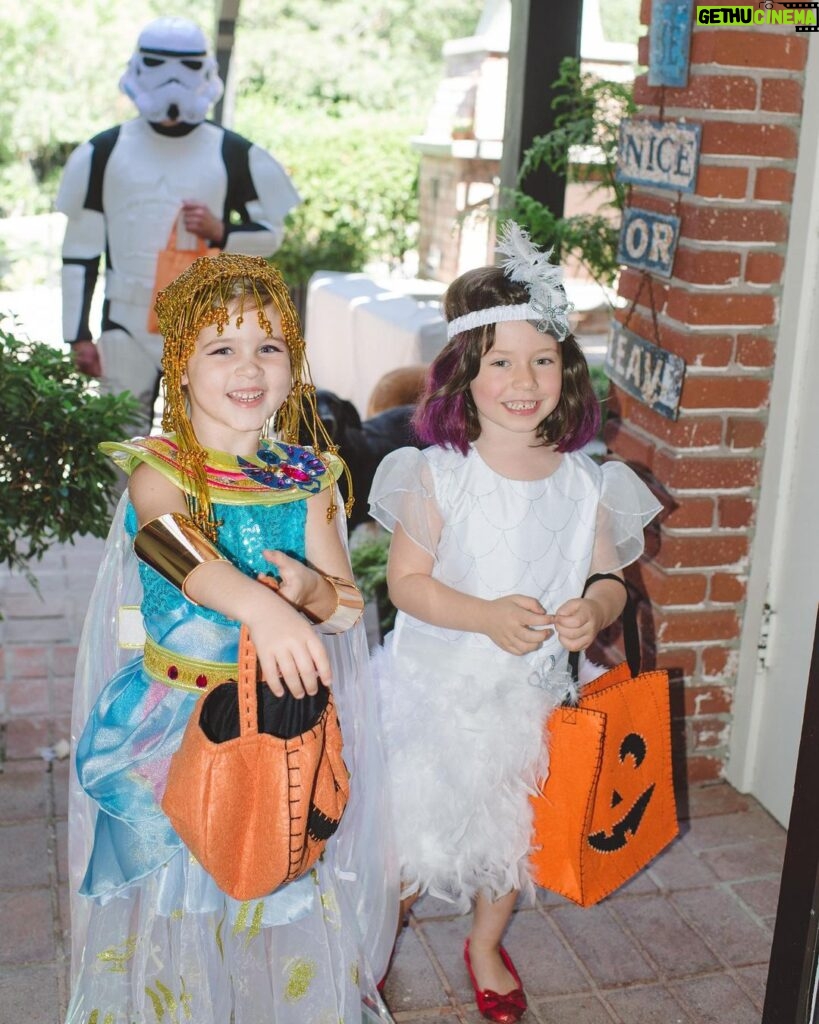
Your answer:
[616,119,701,192]
[605,326,685,420]
[617,207,680,278]
[649,0,694,87]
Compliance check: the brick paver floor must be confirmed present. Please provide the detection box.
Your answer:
[0,538,781,1023]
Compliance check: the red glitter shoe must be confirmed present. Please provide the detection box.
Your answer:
[463,939,527,1023]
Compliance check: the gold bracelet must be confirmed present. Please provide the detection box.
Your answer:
[314,575,364,634]
[133,512,226,605]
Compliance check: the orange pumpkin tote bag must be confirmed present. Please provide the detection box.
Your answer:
[147,214,219,333]
[161,625,349,901]
[529,573,678,907]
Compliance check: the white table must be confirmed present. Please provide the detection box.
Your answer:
[304,272,387,406]
[305,271,447,418]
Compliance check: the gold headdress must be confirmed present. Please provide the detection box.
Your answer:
[154,252,349,538]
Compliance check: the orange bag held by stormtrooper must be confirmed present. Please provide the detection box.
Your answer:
[529,574,678,907]
[161,625,349,901]
[147,214,219,333]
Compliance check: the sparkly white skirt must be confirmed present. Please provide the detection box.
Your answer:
[65,852,375,1024]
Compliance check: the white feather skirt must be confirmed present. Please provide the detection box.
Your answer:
[372,631,571,912]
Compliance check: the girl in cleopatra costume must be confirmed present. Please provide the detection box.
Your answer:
[369,224,662,1023]
[67,254,397,1024]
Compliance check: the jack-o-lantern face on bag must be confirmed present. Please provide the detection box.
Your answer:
[587,733,654,853]
[529,662,678,908]
[161,627,349,902]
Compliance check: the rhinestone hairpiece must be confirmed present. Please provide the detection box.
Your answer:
[447,303,562,340]
[447,222,573,342]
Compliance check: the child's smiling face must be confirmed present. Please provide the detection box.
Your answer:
[181,304,291,454]
[469,320,563,442]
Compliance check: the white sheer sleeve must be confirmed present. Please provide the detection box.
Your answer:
[368,447,442,559]
[590,461,663,574]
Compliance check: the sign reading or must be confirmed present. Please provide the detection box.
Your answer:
[616,120,701,192]
[617,208,680,278]
[649,0,694,86]
[605,327,685,420]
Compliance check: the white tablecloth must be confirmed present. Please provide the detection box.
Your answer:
[305,272,447,417]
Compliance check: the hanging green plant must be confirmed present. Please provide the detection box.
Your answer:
[504,57,635,291]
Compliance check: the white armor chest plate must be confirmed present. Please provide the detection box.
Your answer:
[103,119,227,287]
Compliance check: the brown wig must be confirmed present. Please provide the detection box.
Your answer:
[413,266,600,454]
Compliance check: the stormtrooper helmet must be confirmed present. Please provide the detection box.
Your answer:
[119,17,224,124]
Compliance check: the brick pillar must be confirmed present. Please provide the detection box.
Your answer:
[603,3,808,782]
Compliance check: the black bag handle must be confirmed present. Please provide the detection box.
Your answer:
[567,572,641,683]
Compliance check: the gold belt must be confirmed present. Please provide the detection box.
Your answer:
[143,636,237,693]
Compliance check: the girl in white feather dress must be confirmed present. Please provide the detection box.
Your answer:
[369,225,660,1023]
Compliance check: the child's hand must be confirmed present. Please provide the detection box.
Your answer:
[482,595,555,655]
[553,597,605,652]
[245,593,332,700]
[258,550,322,612]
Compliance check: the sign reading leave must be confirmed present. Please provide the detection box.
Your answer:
[605,327,685,420]
[617,208,680,278]
[616,119,701,192]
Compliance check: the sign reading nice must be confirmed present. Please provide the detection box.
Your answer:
[616,119,701,193]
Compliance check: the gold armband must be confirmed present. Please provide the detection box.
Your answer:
[133,513,226,604]
[314,575,364,634]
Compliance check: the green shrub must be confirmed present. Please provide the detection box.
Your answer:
[0,317,139,580]
[272,210,369,290]
[350,531,395,637]
[241,113,420,279]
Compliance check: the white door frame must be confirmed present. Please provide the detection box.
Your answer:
[727,40,819,818]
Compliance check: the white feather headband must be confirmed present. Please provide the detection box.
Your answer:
[446,222,573,342]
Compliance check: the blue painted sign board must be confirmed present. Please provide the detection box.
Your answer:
[616,119,701,192]
[617,207,681,278]
[649,0,694,87]
[605,327,686,420]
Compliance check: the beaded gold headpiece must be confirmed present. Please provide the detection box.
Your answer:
[154,252,349,538]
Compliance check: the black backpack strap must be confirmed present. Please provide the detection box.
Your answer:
[567,573,641,682]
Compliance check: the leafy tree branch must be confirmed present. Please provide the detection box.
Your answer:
[504,57,635,292]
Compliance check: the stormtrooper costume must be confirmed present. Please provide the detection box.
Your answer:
[57,17,300,433]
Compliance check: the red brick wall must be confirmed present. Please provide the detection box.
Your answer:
[603,2,808,781]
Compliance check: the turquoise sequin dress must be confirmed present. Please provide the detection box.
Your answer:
[66,438,395,1024]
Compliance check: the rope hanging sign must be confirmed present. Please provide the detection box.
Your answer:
[604,10,702,421]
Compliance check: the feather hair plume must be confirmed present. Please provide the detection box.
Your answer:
[495,221,572,340]
[444,221,573,341]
